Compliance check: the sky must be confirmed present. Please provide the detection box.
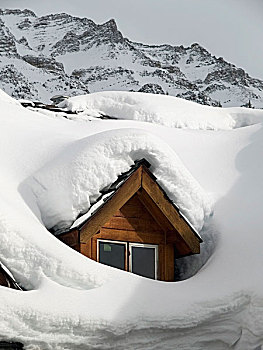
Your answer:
[1,0,263,79]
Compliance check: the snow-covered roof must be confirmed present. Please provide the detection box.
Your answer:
[2,89,263,349]
[60,91,263,130]
[29,127,212,235]
[69,159,151,232]
[50,95,69,100]
[67,158,201,242]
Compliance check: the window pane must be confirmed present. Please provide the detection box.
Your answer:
[131,246,156,279]
[98,241,126,270]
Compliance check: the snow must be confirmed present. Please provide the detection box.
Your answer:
[28,128,212,233]
[60,91,263,130]
[0,89,263,349]
[70,190,115,230]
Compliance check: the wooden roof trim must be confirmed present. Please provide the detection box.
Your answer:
[80,166,143,242]
[136,189,174,233]
[141,166,201,253]
[137,189,194,256]
[71,160,201,254]
[60,159,150,236]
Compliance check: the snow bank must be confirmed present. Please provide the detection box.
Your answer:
[1,89,263,349]
[28,128,212,232]
[60,91,263,130]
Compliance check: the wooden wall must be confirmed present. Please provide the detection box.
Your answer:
[59,229,79,251]
[80,194,175,281]
[57,165,201,282]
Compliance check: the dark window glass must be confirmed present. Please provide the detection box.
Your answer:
[131,246,156,279]
[98,241,126,270]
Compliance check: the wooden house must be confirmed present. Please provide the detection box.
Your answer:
[58,159,202,281]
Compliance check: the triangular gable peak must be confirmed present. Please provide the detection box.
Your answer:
[59,159,202,281]
[69,159,201,254]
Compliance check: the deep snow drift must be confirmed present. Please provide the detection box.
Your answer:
[60,91,263,130]
[29,128,212,233]
[0,90,263,349]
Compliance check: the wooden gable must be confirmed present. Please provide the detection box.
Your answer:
[79,163,201,254]
[59,160,202,281]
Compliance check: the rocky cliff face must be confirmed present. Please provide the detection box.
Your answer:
[0,8,263,107]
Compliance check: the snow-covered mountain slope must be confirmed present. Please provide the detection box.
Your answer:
[1,8,263,108]
[1,89,263,349]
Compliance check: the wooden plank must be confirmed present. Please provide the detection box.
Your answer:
[102,216,162,232]
[103,194,164,232]
[86,239,92,258]
[166,231,191,256]
[113,209,125,217]
[137,189,174,233]
[113,207,143,218]
[80,240,92,258]
[91,237,97,260]
[80,167,143,242]
[142,167,200,254]
[59,229,80,250]
[96,228,165,245]
[164,244,175,281]
[116,195,151,218]
[158,244,165,281]
[115,196,144,217]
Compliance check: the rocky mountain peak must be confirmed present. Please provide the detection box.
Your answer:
[190,42,205,50]
[138,83,166,95]
[103,18,118,31]
[188,42,211,57]
[96,18,124,44]
[0,19,18,56]
[0,9,262,108]
[0,8,36,17]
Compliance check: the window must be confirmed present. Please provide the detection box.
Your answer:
[129,243,158,279]
[97,240,127,270]
[97,239,158,279]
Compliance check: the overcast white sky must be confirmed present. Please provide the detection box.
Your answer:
[1,0,263,79]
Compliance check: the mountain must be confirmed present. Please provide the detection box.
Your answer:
[0,8,263,107]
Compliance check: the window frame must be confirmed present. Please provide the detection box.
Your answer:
[97,239,128,270]
[97,239,158,279]
[129,242,158,280]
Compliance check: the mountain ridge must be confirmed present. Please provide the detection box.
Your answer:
[0,8,263,107]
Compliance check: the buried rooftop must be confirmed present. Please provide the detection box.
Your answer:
[55,159,202,281]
